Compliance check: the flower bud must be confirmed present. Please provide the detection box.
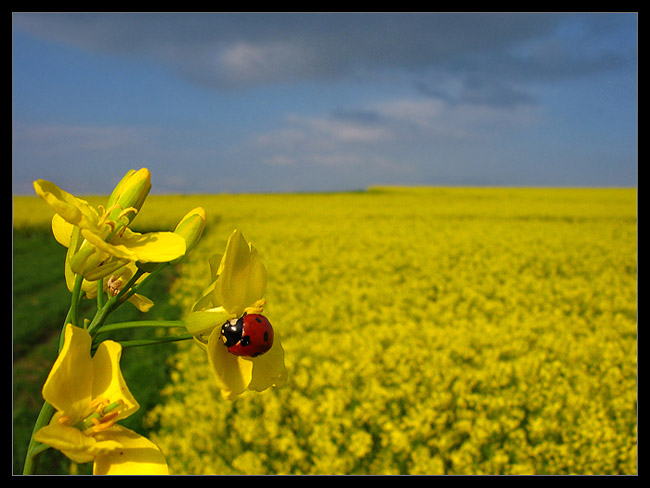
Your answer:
[69,239,128,280]
[171,207,207,264]
[106,168,152,225]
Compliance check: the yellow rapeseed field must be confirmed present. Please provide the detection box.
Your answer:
[15,187,637,474]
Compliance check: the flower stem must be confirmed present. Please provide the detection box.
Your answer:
[60,274,84,352]
[22,401,55,475]
[86,269,145,337]
[96,320,185,334]
[96,278,105,310]
[121,262,169,303]
[114,333,194,350]
[65,274,84,326]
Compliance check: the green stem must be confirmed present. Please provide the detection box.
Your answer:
[95,320,185,334]
[96,333,194,351]
[121,262,169,303]
[86,297,116,338]
[67,274,84,326]
[86,269,145,337]
[22,401,55,475]
[59,274,84,352]
[87,262,173,338]
[96,278,105,310]
[26,442,51,459]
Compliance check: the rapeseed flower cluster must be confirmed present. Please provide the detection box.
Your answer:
[144,188,637,474]
[19,169,290,475]
[23,169,195,474]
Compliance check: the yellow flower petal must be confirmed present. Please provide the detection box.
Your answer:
[34,418,96,464]
[117,229,187,263]
[91,340,139,422]
[207,327,253,400]
[56,221,84,291]
[247,333,288,392]
[215,230,267,317]
[127,293,154,312]
[33,179,101,233]
[42,325,94,417]
[93,425,169,475]
[34,418,122,465]
[205,326,286,400]
[208,253,223,279]
[51,214,74,248]
[63,247,79,293]
[82,228,186,263]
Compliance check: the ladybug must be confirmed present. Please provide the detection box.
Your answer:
[220,313,274,358]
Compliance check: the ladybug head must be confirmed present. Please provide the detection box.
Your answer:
[220,316,244,347]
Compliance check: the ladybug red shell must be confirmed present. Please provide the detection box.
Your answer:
[220,313,274,358]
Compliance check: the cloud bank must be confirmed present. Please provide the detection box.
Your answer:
[12,13,635,100]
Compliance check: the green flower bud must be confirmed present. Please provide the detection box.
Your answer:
[171,207,207,264]
[106,168,152,225]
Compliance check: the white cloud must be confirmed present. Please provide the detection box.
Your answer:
[250,104,413,173]
[217,41,308,85]
[371,96,543,140]
[299,116,393,144]
[255,112,394,167]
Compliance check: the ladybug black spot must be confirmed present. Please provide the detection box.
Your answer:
[240,335,251,347]
[255,317,262,323]
[264,331,269,342]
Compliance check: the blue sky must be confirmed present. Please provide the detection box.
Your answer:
[12,12,637,195]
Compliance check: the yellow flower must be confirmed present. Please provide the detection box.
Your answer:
[34,324,168,474]
[185,229,287,400]
[34,174,186,282]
